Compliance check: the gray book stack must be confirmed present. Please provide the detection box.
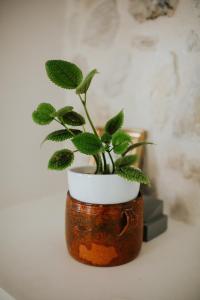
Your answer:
[143,195,168,242]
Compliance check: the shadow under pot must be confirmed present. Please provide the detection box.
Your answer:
[65,166,143,267]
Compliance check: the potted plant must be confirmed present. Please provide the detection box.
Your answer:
[32,60,152,266]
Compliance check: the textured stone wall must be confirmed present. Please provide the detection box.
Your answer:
[63,0,200,223]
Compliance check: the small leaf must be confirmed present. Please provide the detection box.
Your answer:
[54,106,73,118]
[32,103,56,125]
[72,132,102,155]
[45,60,83,89]
[76,69,98,94]
[43,129,72,142]
[105,110,124,135]
[37,103,56,115]
[69,129,82,135]
[48,149,74,170]
[42,129,82,144]
[112,130,132,154]
[115,155,138,168]
[122,142,154,156]
[116,167,150,185]
[101,132,112,144]
[61,111,85,126]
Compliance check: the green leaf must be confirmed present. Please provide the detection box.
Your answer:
[45,60,83,89]
[105,110,124,135]
[48,149,74,170]
[101,132,112,144]
[54,106,73,118]
[42,129,82,144]
[32,103,56,125]
[122,141,154,156]
[115,155,138,168]
[69,129,82,135]
[76,69,98,94]
[61,111,85,126]
[43,129,72,142]
[72,132,103,155]
[116,167,150,185]
[112,130,132,154]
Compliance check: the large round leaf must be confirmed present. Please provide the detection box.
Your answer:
[42,129,82,144]
[54,106,73,118]
[112,130,132,154]
[48,149,74,170]
[45,60,83,89]
[32,103,56,125]
[72,132,102,155]
[105,110,124,135]
[61,111,85,126]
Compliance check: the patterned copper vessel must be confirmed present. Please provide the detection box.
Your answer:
[65,192,143,267]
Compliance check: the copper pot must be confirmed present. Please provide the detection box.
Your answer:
[65,192,143,267]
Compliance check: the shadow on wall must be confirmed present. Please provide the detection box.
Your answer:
[129,0,179,22]
[170,198,192,224]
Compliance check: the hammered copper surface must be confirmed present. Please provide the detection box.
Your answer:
[65,192,143,267]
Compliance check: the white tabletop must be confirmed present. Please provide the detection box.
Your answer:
[0,194,200,300]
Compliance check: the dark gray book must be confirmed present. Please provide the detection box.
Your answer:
[143,214,168,241]
[143,194,168,242]
[144,195,163,222]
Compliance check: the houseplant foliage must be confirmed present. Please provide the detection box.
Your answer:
[32,60,152,185]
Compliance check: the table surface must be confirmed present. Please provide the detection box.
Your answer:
[0,194,200,300]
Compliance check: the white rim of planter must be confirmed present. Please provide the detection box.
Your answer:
[67,166,140,205]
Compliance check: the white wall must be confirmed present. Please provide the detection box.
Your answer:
[0,0,67,208]
[1,0,200,223]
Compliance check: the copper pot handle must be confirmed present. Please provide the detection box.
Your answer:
[118,209,137,237]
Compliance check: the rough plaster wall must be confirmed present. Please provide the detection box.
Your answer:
[63,0,200,223]
[129,0,179,22]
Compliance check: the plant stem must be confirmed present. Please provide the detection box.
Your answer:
[78,94,108,173]
[79,95,98,137]
[54,118,63,126]
[102,152,107,174]
[93,154,103,174]
[108,151,115,174]
[102,153,108,174]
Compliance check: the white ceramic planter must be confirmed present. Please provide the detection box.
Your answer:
[67,166,140,205]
